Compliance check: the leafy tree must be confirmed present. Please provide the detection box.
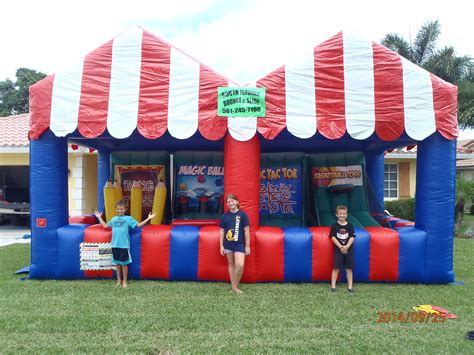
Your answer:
[0,68,46,116]
[455,175,474,225]
[381,20,473,129]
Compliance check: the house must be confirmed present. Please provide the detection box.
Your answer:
[384,140,474,200]
[456,139,474,181]
[0,114,98,217]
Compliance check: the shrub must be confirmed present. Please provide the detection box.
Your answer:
[455,225,474,238]
[384,198,416,221]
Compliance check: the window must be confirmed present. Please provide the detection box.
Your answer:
[384,164,398,199]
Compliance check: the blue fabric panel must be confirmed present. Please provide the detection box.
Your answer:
[397,227,426,282]
[128,227,142,279]
[352,228,370,282]
[364,151,384,207]
[29,229,59,279]
[57,224,88,279]
[283,228,312,282]
[29,132,68,279]
[169,226,199,281]
[416,133,455,283]
[97,149,111,211]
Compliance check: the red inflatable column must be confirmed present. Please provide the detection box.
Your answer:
[224,134,260,283]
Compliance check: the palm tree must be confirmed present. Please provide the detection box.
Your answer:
[381,20,473,129]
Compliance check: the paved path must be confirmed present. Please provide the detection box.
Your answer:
[0,224,31,247]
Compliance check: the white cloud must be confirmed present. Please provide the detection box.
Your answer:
[1,0,472,84]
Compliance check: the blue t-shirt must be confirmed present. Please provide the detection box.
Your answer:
[220,210,250,250]
[107,215,138,248]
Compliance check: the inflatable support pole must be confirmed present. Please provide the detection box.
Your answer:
[151,181,167,225]
[416,133,456,283]
[30,131,69,279]
[224,134,260,283]
[97,149,111,212]
[365,150,385,206]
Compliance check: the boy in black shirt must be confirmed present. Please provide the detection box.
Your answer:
[329,205,355,293]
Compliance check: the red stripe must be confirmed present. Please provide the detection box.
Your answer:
[28,75,54,140]
[366,227,399,281]
[198,64,228,140]
[257,66,286,139]
[314,32,346,139]
[84,224,114,279]
[140,225,171,279]
[77,40,113,138]
[431,74,458,140]
[310,227,335,281]
[137,30,171,139]
[255,227,284,282]
[197,226,229,281]
[372,43,405,141]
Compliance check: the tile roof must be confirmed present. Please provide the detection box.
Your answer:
[457,159,474,168]
[0,113,29,147]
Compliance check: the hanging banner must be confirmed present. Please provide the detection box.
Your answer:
[80,242,115,270]
[218,87,266,117]
[175,164,224,215]
[312,165,363,187]
[115,165,165,217]
[260,166,302,215]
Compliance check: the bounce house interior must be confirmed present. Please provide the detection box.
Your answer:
[28,27,458,284]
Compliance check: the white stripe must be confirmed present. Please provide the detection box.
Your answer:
[50,59,84,137]
[285,48,316,139]
[401,57,436,140]
[168,47,200,139]
[228,82,257,141]
[107,27,143,139]
[343,31,375,140]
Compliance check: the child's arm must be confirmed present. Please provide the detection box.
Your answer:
[244,226,251,255]
[330,236,343,249]
[341,236,355,253]
[219,228,225,256]
[137,212,157,228]
[94,209,108,228]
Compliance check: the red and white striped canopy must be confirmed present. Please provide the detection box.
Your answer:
[29,28,458,142]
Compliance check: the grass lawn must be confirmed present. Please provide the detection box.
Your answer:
[0,239,473,353]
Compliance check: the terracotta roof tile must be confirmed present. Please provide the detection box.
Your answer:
[456,159,474,168]
[0,114,30,147]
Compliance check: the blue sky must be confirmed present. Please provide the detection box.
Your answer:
[1,0,472,137]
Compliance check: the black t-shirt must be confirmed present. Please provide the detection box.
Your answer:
[329,221,355,246]
[220,210,249,249]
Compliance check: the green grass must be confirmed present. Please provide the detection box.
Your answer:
[1,240,473,353]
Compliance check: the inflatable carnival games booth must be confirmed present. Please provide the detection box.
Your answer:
[28,28,458,283]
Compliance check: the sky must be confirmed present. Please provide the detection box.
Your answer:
[1,0,473,138]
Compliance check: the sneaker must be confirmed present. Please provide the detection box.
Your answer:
[330,288,336,293]
[348,288,355,293]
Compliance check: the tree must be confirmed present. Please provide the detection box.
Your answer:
[455,175,474,226]
[0,68,46,116]
[381,20,474,129]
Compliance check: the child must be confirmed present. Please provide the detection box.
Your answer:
[329,205,356,293]
[219,194,250,294]
[94,200,156,288]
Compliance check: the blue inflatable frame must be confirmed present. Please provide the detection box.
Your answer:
[29,127,456,283]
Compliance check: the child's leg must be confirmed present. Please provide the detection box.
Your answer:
[232,252,245,293]
[346,269,353,289]
[115,265,122,287]
[122,265,129,288]
[331,269,339,288]
[226,253,236,289]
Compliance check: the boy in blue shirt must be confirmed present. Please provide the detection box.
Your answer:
[95,200,155,288]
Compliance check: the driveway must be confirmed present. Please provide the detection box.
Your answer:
[0,224,31,247]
